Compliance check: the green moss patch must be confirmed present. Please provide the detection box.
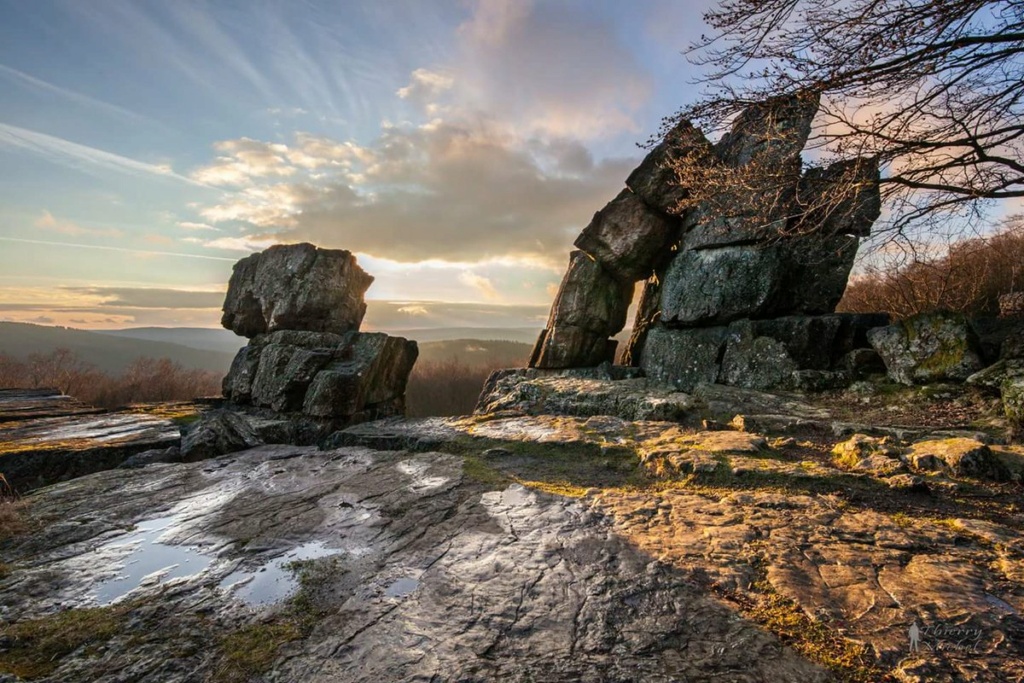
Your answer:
[0,604,133,679]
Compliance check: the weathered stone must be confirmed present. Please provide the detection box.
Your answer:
[221,329,417,423]
[475,372,695,422]
[720,326,798,390]
[574,189,679,283]
[716,91,820,168]
[303,333,418,418]
[833,313,892,357]
[832,434,902,471]
[693,383,833,424]
[966,358,1024,391]
[676,93,819,251]
[774,233,860,315]
[789,369,850,392]
[639,325,728,391]
[840,348,887,379]
[221,243,373,338]
[678,157,801,251]
[542,251,633,335]
[530,326,617,369]
[969,316,1024,363]
[119,446,182,469]
[906,438,1011,480]
[179,409,264,461]
[885,473,930,493]
[251,343,335,412]
[868,312,984,385]
[0,402,185,491]
[738,316,845,371]
[791,157,881,238]
[660,245,785,326]
[1002,376,1024,427]
[222,343,262,403]
[626,119,712,214]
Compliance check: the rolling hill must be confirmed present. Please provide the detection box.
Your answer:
[0,323,236,375]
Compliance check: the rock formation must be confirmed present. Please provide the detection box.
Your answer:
[222,243,373,337]
[185,244,418,458]
[868,312,984,385]
[530,92,885,392]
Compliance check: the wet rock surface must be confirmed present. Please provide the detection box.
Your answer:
[0,389,104,422]
[3,396,1023,682]
[0,399,198,492]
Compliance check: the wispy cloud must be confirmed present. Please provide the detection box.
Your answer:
[0,63,157,126]
[0,236,236,262]
[0,122,207,187]
[177,221,219,231]
[34,210,123,238]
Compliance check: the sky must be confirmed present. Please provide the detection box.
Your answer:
[0,0,713,331]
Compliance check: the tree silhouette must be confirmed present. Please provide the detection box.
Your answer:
[669,0,1024,244]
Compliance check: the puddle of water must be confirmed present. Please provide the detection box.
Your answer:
[384,577,420,598]
[220,541,338,607]
[396,459,450,491]
[92,516,213,605]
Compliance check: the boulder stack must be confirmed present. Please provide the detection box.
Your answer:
[220,244,418,423]
[529,92,886,392]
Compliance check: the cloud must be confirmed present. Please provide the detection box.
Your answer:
[197,236,279,252]
[0,236,237,262]
[0,122,205,186]
[459,271,499,300]
[191,123,634,263]
[396,68,454,111]
[451,0,652,138]
[177,221,219,231]
[65,287,225,309]
[362,300,549,331]
[181,0,651,282]
[34,210,123,238]
[396,305,429,316]
[191,138,298,186]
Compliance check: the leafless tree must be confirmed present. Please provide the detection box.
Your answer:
[669,0,1024,245]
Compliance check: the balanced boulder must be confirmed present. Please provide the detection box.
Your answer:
[222,243,373,338]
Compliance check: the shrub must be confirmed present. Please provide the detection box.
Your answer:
[0,349,222,410]
[839,219,1024,319]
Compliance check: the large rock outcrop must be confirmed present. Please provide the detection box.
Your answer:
[529,92,884,388]
[187,244,418,459]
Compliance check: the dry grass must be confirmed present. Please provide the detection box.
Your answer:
[0,349,221,410]
[0,474,28,542]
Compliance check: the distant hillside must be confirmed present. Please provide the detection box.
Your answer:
[98,327,245,355]
[416,339,532,368]
[0,323,236,375]
[387,327,540,344]
[102,325,542,347]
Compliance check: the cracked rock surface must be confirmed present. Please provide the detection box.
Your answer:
[1,444,827,683]
[2,394,1023,682]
